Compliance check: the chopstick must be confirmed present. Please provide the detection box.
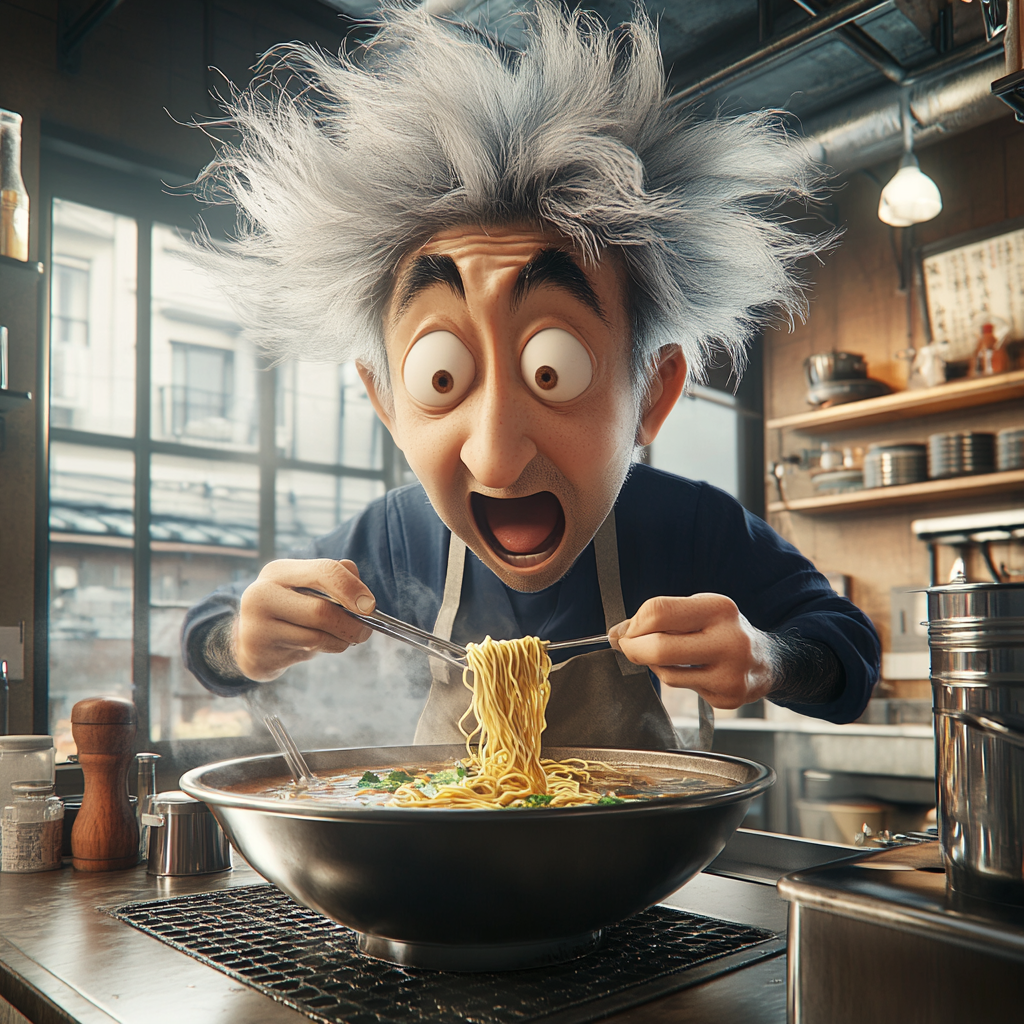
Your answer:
[293,588,611,664]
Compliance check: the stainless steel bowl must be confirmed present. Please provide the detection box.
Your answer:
[804,351,868,386]
[180,744,774,971]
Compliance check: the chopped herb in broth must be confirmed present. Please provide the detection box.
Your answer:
[226,761,734,809]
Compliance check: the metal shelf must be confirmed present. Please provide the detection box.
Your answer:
[766,369,1024,434]
[767,468,1024,515]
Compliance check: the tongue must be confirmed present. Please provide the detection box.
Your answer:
[482,492,561,554]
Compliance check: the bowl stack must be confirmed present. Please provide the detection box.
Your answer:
[997,427,1024,471]
[927,432,996,479]
[864,444,928,489]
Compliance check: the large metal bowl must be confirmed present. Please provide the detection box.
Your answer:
[180,744,774,971]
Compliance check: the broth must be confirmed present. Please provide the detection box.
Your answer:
[225,760,734,809]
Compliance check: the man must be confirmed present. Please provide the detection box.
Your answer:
[183,4,879,747]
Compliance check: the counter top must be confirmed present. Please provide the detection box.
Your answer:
[0,831,839,1024]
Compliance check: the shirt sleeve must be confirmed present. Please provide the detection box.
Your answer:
[690,482,881,724]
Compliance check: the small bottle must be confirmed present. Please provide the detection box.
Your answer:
[1,781,64,872]
[135,752,161,863]
[0,109,30,262]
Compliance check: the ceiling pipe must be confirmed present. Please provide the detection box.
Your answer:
[802,50,1008,172]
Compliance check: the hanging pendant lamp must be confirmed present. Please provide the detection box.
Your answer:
[878,93,943,227]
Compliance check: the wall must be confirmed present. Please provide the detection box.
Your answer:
[0,0,357,730]
[763,113,1024,694]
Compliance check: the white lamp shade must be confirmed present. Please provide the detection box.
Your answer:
[878,163,943,227]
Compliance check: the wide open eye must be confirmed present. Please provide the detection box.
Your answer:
[520,329,593,402]
[402,331,475,408]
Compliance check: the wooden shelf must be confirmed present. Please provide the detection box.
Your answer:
[766,369,1024,434]
[767,468,1024,515]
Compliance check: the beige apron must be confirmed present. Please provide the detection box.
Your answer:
[412,511,715,751]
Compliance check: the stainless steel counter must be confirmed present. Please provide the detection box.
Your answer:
[0,831,843,1024]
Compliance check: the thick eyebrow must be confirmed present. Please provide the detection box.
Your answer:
[511,248,606,322]
[393,254,465,316]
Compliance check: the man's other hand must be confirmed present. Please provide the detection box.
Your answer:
[608,593,775,709]
[233,559,375,681]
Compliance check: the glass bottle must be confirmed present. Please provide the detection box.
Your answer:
[1,781,64,872]
[0,109,30,262]
[135,752,161,863]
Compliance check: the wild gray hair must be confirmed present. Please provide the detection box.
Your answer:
[191,2,833,403]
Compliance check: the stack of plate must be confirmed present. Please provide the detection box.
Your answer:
[997,427,1024,471]
[863,444,927,489]
[927,432,996,479]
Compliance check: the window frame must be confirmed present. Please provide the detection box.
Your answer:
[36,134,403,750]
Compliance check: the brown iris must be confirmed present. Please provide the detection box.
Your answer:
[432,370,454,394]
[535,366,558,391]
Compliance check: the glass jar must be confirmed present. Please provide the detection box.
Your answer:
[1,781,64,872]
[0,735,56,809]
[0,108,30,261]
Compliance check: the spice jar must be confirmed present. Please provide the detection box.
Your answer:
[1,781,64,872]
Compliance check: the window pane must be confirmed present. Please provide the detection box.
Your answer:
[151,223,259,450]
[649,388,739,497]
[48,443,135,760]
[50,199,137,436]
[277,361,383,468]
[276,470,385,555]
[149,455,260,742]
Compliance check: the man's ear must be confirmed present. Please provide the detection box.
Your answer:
[356,361,402,448]
[636,345,687,447]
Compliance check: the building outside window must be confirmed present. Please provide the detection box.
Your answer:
[41,144,401,761]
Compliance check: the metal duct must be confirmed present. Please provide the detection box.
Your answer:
[803,52,1009,172]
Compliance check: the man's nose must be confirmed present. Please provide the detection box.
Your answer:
[459,379,538,489]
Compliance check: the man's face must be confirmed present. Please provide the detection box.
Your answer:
[362,225,669,592]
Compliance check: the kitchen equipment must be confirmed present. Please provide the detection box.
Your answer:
[927,579,1024,905]
[135,752,160,863]
[0,737,55,857]
[142,790,232,876]
[1,781,63,872]
[779,841,1024,1024]
[180,743,774,971]
[805,378,890,408]
[803,351,867,386]
[294,587,611,667]
[997,426,1024,470]
[863,443,927,489]
[926,430,996,478]
[70,697,139,872]
[810,468,863,494]
[262,714,319,787]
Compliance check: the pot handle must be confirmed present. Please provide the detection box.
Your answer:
[940,710,1024,749]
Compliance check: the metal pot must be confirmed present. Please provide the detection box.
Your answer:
[804,351,868,386]
[927,581,1024,905]
[180,744,774,971]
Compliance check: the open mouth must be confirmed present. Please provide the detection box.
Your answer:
[470,491,565,569]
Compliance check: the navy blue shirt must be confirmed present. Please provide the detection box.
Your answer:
[183,464,879,723]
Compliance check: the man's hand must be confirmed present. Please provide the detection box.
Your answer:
[233,559,376,682]
[608,594,775,709]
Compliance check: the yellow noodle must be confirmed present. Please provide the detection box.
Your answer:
[389,636,625,809]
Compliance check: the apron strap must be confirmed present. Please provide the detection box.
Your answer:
[429,531,467,686]
[593,509,715,749]
[593,510,648,677]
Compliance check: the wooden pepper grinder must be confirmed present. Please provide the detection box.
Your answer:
[71,697,139,871]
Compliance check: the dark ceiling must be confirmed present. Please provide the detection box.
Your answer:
[317,0,1001,126]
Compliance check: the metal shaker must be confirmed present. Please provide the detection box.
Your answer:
[142,791,231,876]
[927,579,1024,905]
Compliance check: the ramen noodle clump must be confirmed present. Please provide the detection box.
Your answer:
[383,636,616,809]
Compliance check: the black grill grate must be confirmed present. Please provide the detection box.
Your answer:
[107,885,778,1024]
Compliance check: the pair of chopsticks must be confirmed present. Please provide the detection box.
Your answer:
[292,587,610,668]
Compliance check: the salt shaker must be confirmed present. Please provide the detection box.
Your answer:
[1,781,63,872]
